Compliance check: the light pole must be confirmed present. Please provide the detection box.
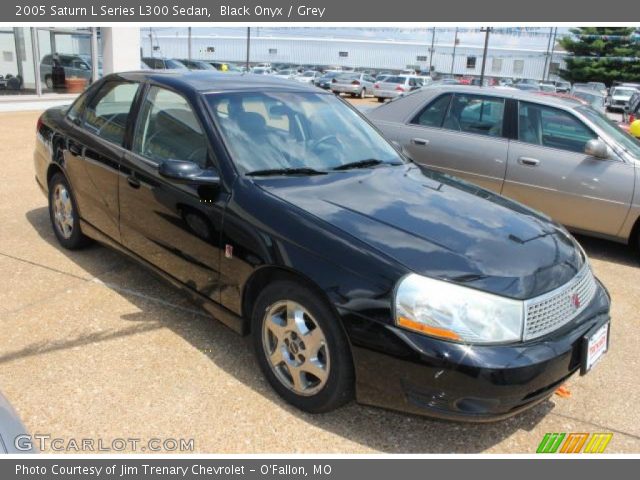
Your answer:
[428,27,436,74]
[246,27,251,71]
[542,27,553,81]
[546,27,558,82]
[479,27,492,86]
[450,27,458,76]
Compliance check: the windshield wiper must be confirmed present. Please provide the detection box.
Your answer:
[332,159,398,171]
[246,167,327,177]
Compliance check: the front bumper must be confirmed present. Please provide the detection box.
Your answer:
[350,281,611,422]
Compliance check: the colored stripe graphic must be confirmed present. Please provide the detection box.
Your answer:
[560,433,589,453]
[583,433,613,453]
[537,433,566,453]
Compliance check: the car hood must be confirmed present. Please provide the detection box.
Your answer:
[256,165,584,300]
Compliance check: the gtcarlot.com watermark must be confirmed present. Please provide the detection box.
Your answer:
[14,434,195,452]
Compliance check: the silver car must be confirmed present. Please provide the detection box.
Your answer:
[330,72,375,98]
[367,85,640,246]
[373,75,423,102]
[608,86,638,112]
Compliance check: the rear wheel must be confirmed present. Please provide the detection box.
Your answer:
[48,173,90,249]
[377,97,384,103]
[45,76,53,90]
[251,281,354,413]
[359,88,366,99]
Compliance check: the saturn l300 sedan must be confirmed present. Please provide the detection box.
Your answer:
[34,71,611,421]
[367,85,640,250]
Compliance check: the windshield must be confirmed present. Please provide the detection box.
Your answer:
[165,59,188,70]
[206,91,404,174]
[577,106,640,158]
[573,91,604,109]
[612,88,636,97]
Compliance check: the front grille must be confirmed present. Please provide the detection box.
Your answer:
[523,265,598,341]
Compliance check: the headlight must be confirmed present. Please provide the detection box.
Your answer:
[394,274,524,344]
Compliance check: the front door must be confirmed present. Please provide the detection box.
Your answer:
[119,85,227,301]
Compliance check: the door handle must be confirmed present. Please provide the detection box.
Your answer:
[518,156,540,167]
[411,138,430,146]
[127,175,141,189]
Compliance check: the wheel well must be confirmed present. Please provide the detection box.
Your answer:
[46,163,64,187]
[629,214,640,249]
[242,267,339,335]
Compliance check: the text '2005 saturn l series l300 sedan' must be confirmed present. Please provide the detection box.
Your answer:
[33,71,611,421]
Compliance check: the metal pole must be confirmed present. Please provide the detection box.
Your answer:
[546,27,558,81]
[188,27,192,60]
[90,27,99,82]
[428,27,436,74]
[149,27,153,57]
[450,28,458,75]
[542,27,553,82]
[479,27,492,86]
[245,27,251,71]
[31,28,42,96]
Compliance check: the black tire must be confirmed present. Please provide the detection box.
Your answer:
[251,281,355,413]
[359,88,366,99]
[48,172,91,250]
[45,76,53,90]
[377,97,384,103]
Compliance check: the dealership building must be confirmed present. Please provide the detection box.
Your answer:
[0,27,565,108]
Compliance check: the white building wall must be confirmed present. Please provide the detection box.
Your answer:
[143,35,566,80]
[103,28,141,74]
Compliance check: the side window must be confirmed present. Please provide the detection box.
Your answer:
[133,86,209,168]
[67,92,88,124]
[443,94,505,137]
[518,102,596,153]
[83,82,139,145]
[411,94,452,127]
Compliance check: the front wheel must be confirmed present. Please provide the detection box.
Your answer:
[48,173,91,249]
[252,281,354,413]
[377,97,384,103]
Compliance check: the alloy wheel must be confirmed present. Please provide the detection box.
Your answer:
[52,184,74,239]
[261,300,330,396]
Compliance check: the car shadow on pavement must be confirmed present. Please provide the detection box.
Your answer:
[574,234,640,268]
[25,206,554,453]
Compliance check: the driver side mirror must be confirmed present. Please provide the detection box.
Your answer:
[159,159,220,186]
[584,139,608,159]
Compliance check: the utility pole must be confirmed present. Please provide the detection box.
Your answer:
[479,27,492,86]
[450,27,458,76]
[428,27,436,74]
[542,27,553,81]
[246,27,251,71]
[149,27,153,57]
[546,27,558,82]
[188,27,192,60]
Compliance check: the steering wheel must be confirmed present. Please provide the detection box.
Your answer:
[309,134,343,153]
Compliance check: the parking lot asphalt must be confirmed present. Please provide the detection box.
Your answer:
[1,108,639,453]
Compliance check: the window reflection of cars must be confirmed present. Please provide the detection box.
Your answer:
[40,54,97,90]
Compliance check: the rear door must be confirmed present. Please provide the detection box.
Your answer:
[396,92,509,191]
[64,80,141,241]
[119,85,226,301]
[503,101,634,236]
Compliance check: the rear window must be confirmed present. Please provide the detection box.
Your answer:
[383,76,407,84]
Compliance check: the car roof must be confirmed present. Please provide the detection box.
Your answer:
[416,84,587,109]
[107,70,324,94]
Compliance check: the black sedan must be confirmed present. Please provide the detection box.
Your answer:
[34,71,611,421]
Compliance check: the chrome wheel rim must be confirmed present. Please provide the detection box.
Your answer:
[262,300,330,396]
[52,184,74,239]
